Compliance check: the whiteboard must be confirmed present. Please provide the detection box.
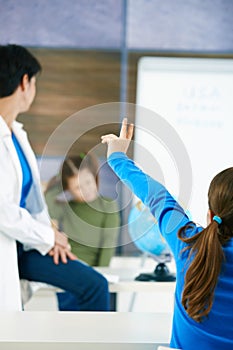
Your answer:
[135,57,233,226]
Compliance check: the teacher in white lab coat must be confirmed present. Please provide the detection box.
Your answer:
[0,44,109,311]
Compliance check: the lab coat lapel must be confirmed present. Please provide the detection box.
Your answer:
[12,120,40,181]
[0,117,22,198]
[12,120,45,214]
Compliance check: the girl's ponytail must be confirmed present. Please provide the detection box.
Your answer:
[178,167,233,323]
[178,222,224,322]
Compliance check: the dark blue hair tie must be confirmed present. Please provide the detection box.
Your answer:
[213,215,222,225]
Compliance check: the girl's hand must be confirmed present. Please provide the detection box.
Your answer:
[101,118,134,157]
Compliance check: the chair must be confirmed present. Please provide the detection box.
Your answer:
[21,279,61,310]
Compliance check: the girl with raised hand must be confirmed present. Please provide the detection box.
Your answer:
[101,118,233,350]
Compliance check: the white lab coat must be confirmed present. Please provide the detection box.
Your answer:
[0,116,54,310]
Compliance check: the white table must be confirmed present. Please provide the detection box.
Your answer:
[95,266,176,312]
[0,311,172,349]
[96,266,176,293]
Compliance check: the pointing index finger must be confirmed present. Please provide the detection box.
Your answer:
[119,117,128,139]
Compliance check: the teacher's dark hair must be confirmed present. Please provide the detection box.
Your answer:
[178,167,233,323]
[0,44,41,98]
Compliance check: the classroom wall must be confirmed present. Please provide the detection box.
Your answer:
[0,0,232,51]
[1,0,232,155]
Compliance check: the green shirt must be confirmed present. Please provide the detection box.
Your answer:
[45,184,120,266]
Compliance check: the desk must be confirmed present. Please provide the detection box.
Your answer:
[95,267,176,311]
[0,311,172,349]
[96,267,176,293]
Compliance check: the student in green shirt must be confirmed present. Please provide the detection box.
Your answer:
[45,153,120,267]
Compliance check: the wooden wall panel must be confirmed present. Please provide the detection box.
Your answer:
[19,49,121,155]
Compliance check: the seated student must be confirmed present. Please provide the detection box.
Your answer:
[45,153,120,310]
[0,44,109,311]
[101,118,233,350]
[45,153,120,267]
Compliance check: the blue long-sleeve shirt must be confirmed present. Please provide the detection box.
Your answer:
[108,152,233,350]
